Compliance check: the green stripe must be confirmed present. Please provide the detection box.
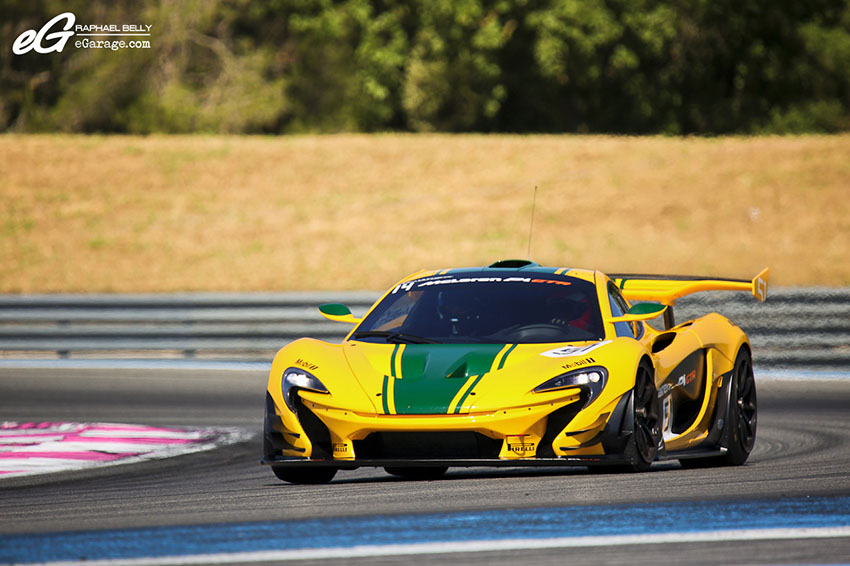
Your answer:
[453,374,485,414]
[389,344,399,378]
[384,344,400,414]
[497,343,518,370]
[619,278,628,289]
[381,375,390,414]
[391,344,504,414]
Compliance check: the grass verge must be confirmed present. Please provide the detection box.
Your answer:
[2,134,848,292]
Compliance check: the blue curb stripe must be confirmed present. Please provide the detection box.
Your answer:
[2,496,850,564]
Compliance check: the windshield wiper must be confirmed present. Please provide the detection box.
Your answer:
[350,330,441,344]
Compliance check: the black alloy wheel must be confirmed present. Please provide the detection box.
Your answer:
[679,347,757,468]
[723,348,758,464]
[628,362,663,471]
[599,361,662,473]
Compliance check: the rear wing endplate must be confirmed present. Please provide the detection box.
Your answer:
[611,268,769,306]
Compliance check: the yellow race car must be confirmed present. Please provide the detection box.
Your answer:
[262,260,768,483]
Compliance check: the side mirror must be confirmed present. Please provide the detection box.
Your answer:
[318,303,361,324]
[607,302,667,323]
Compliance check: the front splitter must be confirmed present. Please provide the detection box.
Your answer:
[260,455,630,468]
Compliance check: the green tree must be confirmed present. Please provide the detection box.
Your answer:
[2,0,849,134]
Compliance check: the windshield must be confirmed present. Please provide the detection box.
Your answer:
[351,272,604,344]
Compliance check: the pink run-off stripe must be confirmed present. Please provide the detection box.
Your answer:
[0,442,63,448]
[20,435,203,445]
[1,423,202,434]
[0,422,170,431]
[0,425,215,443]
[0,422,248,479]
[0,451,139,461]
[0,431,80,438]
[85,424,187,432]
[0,422,75,430]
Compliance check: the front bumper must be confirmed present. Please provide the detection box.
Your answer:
[264,386,629,465]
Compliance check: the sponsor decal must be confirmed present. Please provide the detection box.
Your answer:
[391,276,573,293]
[657,370,698,399]
[295,358,319,371]
[391,281,416,294]
[332,443,348,454]
[12,12,152,55]
[661,397,672,436]
[561,357,595,370]
[506,435,535,455]
[755,276,767,302]
[540,341,611,359]
[417,277,505,288]
[677,370,697,387]
[529,279,571,286]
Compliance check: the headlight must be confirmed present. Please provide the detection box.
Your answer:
[282,367,329,412]
[533,366,608,406]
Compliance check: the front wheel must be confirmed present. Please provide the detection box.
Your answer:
[599,362,662,473]
[626,362,663,471]
[272,466,337,484]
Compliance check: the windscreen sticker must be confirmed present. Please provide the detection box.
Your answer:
[391,276,573,293]
[418,277,509,288]
[540,341,611,358]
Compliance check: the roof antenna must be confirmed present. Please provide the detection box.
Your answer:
[526,185,538,259]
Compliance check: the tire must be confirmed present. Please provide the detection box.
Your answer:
[272,466,337,484]
[384,466,448,481]
[679,348,757,468]
[599,361,662,473]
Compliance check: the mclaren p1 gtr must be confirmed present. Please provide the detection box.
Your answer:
[263,260,768,483]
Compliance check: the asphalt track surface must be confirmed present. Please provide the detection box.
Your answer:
[2,367,850,565]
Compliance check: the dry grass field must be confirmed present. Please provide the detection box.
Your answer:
[1,134,848,292]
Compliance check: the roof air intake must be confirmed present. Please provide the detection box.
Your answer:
[487,259,539,269]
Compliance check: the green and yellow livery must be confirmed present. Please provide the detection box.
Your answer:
[263,260,767,483]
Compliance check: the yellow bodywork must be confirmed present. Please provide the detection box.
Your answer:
[267,338,645,460]
[265,266,767,466]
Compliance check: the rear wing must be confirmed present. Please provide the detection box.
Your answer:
[611,268,769,306]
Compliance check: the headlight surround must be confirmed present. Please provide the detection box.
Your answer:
[282,367,329,412]
[533,366,608,406]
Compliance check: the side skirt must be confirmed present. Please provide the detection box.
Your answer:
[659,447,728,461]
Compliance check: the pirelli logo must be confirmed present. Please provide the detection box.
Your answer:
[332,443,352,457]
[507,435,535,455]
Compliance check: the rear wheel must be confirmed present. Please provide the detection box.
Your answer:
[724,348,758,464]
[272,466,337,484]
[599,362,662,473]
[680,348,757,468]
[384,466,448,480]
